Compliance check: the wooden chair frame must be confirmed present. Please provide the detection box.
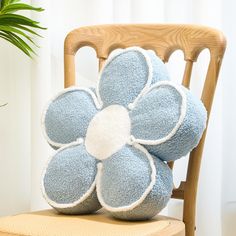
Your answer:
[64,24,226,236]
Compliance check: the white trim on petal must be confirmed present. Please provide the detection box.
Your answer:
[96,143,156,212]
[41,141,98,209]
[130,81,187,146]
[96,47,154,109]
[41,87,102,148]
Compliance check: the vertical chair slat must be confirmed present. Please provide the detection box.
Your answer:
[183,56,224,236]
[99,58,106,71]
[64,54,76,88]
[182,60,194,88]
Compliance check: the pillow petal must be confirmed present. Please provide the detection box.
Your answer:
[96,144,172,220]
[42,142,101,214]
[130,81,207,161]
[111,156,173,220]
[42,88,101,149]
[148,50,170,84]
[97,47,169,108]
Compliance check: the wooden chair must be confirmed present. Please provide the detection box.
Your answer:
[0,24,226,236]
[64,24,226,235]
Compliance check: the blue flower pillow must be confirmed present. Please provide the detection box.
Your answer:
[41,47,207,220]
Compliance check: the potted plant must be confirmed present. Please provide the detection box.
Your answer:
[0,0,45,57]
[0,0,45,106]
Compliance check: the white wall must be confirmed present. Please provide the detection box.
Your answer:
[0,0,235,235]
[221,1,236,235]
[0,35,31,216]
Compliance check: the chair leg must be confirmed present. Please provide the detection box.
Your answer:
[183,189,197,236]
[185,221,196,236]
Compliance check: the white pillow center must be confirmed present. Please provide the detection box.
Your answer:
[85,105,131,160]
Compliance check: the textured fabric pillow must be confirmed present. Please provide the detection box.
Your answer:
[41,47,207,220]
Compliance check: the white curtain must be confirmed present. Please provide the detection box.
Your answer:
[0,1,235,235]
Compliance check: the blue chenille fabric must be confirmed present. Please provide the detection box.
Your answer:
[111,156,173,220]
[143,87,207,161]
[130,85,207,161]
[43,143,101,214]
[98,49,170,108]
[100,145,173,220]
[100,145,152,207]
[44,89,98,148]
[130,85,182,141]
[147,50,170,84]
[42,47,207,220]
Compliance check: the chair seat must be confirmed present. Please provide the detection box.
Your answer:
[0,209,185,236]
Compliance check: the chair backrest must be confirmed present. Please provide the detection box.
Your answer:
[64,24,226,236]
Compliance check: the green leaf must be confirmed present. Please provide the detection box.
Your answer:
[9,31,35,54]
[0,25,38,46]
[0,1,45,58]
[0,14,46,29]
[0,0,19,9]
[1,3,44,14]
[0,103,8,107]
[1,0,11,9]
[0,31,33,57]
[12,24,42,37]
[0,34,31,57]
